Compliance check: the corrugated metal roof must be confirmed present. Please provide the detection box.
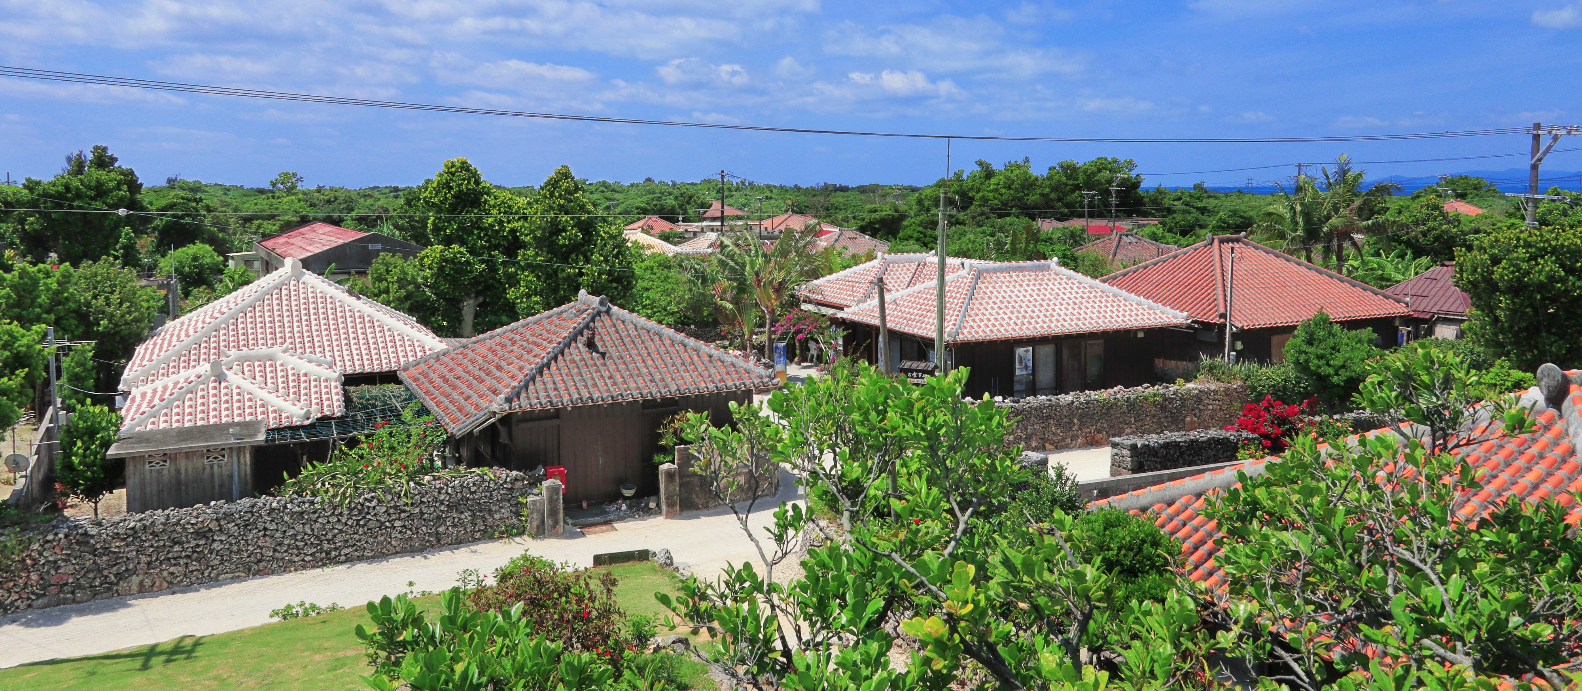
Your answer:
[258,222,367,259]
[1386,263,1470,319]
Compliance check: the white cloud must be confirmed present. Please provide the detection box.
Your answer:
[656,58,749,86]
[1078,96,1153,113]
[1333,115,1389,129]
[848,70,959,98]
[825,16,1084,79]
[1226,111,1274,123]
[1533,2,1582,28]
[1186,0,1310,17]
[774,56,814,80]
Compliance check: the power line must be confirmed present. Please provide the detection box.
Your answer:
[1138,148,1582,176]
[0,65,1535,144]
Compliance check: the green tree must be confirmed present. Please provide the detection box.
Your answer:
[1456,223,1582,370]
[13,146,146,264]
[714,226,821,360]
[56,404,120,517]
[0,321,46,440]
[1254,155,1400,272]
[347,253,441,325]
[0,262,88,338]
[75,259,159,392]
[407,159,526,337]
[59,343,98,409]
[1279,310,1378,412]
[509,165,635,315]
[269,171,304,194]
[157,243,226,297]
[628,252,711,326]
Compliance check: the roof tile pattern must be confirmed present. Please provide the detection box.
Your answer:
[812,228,889,257]
[626,231,678,255]
[1102,236,1410,328]
[400,293,778,434]
[1105,377,1582,589]
[798,254,971,310]
[840,261,1190,343]
[1386,263,1470,319]
[625,216,682,233]
[1077,232,1178,267]
[122,262,446,390]
[120,350,346,432]
[700,201,748,219]
[1444,199,1485,216]
[258,222,367,259]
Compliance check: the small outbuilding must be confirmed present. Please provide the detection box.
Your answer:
[399,291,777,504]
[255,222,423,280]
[1386,262,1471,340]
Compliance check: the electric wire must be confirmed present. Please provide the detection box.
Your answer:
[0,65,1538,144]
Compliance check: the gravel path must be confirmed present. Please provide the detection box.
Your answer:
[0,473,802,669]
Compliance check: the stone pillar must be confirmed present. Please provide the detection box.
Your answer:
[524,494,545,537]
[542,480,563,537]
[659,463,680,519]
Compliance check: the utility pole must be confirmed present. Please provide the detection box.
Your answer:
[1222,246,1237,362]
[1518,123,1579,227]
[45,327,60,431]
[876,275,890,375]
[718,170,727,234]
[935,140,950,375]
[1108,175,1123,230]
[754,196,765,243]
[1081,190,1097,232]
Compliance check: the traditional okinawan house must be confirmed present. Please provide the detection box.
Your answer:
[1076,232,1178,269]
[107,258,447,512]
[801,255,1191,398]
[253,222,423,281]
[811,228,889,257]
[625,231,679,255]
[398,292,778,504]
[1100,236,1411,366]
[624,216,683,235]
[1386,262,1471,341]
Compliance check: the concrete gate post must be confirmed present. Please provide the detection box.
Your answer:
[523,494,545,537]
[542,479,564,537]
[659,463,680,519]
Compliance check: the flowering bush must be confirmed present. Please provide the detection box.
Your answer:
[465,552,630,667]
[1225,394,1317,454]
[277,403,473,504]
[771,308,834,363]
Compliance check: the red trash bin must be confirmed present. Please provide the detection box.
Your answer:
[545,466,567,493]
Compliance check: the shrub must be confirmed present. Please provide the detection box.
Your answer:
[1241,360,1315,404]
[277,402,465,504]
[1004,464,1085,524]
[56,404,121,517]
[626,613,658,650]
[157,243,225,298]
[465,551,629,663]
[1067,509,1174,606]
[357,590,641,691]
[1226,394,1317,454]
[271,601,343,620]
[1284,310,1379,411]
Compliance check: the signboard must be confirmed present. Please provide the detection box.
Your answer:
[774,342,787,384]
[1013,346,1033,398]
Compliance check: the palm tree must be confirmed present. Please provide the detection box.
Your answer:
[713,223,821,361]
[1253,155,1401,273]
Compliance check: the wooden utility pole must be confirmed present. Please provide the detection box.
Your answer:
[1522,123,1579,227]
[876,275,890,374]
[935,139,950,375]
[1223,246,1237,362]
[719,170,727,233]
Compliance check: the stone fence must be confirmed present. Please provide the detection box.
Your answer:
[999,382,1247,451]
[660,445,779,518]
[0,470,536,614]
[1109,429,1258,476]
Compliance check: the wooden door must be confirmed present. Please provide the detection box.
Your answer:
[511,413,561,473]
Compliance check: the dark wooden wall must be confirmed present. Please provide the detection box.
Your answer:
[476,392,750,504]
[126,446,253,513]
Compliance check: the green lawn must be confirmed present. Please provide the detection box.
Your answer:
[0,561,708,691]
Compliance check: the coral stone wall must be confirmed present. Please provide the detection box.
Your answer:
[999,382,1247,451]
[1109,429,1258,475]
[0,470,534,614]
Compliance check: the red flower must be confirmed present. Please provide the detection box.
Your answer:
[912,518,921,524]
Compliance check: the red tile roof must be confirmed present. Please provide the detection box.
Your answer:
[1444,199,1485,216]
[699,201,748,219]
[399,292,778,435]
[1386,263,1470,319]
[625,216,682,233]
[1097,374,1582,590]
[1101,236,1410,329]
[760,213,842,234]
[1077,232,1178,267]
[811,228,889,257]
[798,254,972,310]
[118,259,446,432]
[625,231,678,255]
[258,222,367,259]
[839,260,1190,343]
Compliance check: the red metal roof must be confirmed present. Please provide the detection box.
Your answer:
[1444,199,1485,216]
[798,254,972,310]
[839,261,1190,343]
[624,216,681,233]
[399,292,778,434]
[1077,232,1178,267]
[1101,236,1410,329]
[258,222,367,259]
[1094,375,1582,590]
[1386,263,1469,319]
[699,201,749,219]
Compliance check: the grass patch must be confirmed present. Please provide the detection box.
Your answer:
[0,595,441,691]
[0,559,714,690]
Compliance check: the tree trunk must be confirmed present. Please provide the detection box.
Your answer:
[460,294,481,338]
[763,306,775,363]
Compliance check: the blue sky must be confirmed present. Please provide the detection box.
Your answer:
[1,0,1579,190]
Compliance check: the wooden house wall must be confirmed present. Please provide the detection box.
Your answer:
[126,446,254,513]
[475,391,749,504]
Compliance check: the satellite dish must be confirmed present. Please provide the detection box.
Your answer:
[4,453,27,473]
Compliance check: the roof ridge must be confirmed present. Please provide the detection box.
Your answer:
[1099,236,1212,282]
[1225,236,1409,306]
[487,295,608,425]
[1046,261,1191,321]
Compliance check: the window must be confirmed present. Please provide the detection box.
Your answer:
[204,448,229,465]
[1085,340,1104,388]
[145,454,169,470]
